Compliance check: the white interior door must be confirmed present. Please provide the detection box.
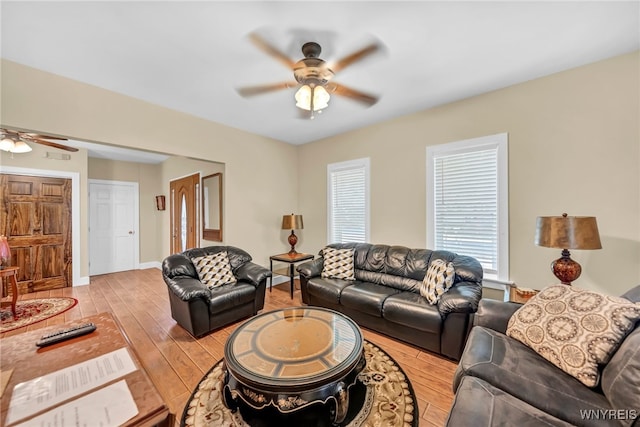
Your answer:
[89,180,139,275]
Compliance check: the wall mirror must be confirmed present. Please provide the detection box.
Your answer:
[202,172,223,241]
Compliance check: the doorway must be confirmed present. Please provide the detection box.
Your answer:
[0,173,72,292]
[170,173,199,254]
[88,180,139,275]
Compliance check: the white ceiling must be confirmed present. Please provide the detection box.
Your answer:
[2,1,639,150]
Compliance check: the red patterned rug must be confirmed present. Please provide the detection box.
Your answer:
[0,298,78,333]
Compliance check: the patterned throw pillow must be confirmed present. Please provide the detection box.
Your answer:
[506,284,640,387]
[192,251,237,289]
[321,247,356,280]
[420,259,455,304]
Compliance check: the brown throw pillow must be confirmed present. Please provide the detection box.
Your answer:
[321,247,356,280]
[192,251,237,289]
[506,284,640,387]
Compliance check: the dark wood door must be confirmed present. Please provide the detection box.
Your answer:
[170,173,199,254]
[0,174,72,293]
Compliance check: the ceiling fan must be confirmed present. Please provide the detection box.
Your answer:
[237,33,382,119]
[0,128,78,153]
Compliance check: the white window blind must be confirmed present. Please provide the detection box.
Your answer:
[327,158,370,244]
[427,134,508,280]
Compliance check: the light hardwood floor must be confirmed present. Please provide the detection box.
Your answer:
[1,269,457,426]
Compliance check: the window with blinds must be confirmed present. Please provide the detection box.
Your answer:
[327,158,370,244]
[427,134,508,280]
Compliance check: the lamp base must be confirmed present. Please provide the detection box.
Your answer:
[288,230,298,255]
[551,249,581,285]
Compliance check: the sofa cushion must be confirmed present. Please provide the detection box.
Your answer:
[420,259,455,304]
[383,292,442,333]
[601,326,640,418]
[208,282,255,308]
[321,247,355,280]
[339,282,401,317]
[192,251,237,288]
[506,284,640,387]
[306,277,355,304]
[446,376,574,427]
[454,326,616,426]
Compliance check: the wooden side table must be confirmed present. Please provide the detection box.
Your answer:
[0,266,19,318]
[269,253,314,299]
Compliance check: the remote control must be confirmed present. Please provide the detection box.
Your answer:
[36,322,97,347]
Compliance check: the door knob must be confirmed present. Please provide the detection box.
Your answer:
[128,231,135,235]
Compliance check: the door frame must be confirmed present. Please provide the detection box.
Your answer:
[88,179,140,275]
[1,166,85,286]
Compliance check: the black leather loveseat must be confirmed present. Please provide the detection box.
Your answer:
[297,243,483,361]
[162,246,271,337]
[447,285,640,426]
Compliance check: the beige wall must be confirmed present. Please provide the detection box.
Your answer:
[1,59,299,273]
[298,51,640,296]
[88,156,226,264]
[159,156,225,255]
[88,158,164,264]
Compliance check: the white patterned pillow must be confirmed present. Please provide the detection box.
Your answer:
[506,284,640,387]
[321,247,355,280]
[420,259,455,304]
[192,251,237,289]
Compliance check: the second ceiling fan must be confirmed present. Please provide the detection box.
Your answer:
[237,33,382,119]
[0,128,78,153]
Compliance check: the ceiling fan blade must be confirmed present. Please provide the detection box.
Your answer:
[330,43,381,74]
[27,138,79,152]
[237,82,297,97]
[21,133,67,141]
[327,82,378,106]
[248,33,296,69]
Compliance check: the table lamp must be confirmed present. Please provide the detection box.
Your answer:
[282,214,304,255]
[534,213,602,285]
[0,235,10,269]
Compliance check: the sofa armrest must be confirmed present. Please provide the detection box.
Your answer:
[164,276,211,301]
[235,262,271,287]
[438,282,482,317]
[472,299,522,334]
[297,258,324,279]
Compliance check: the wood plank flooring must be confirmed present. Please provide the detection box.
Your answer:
[1,269,457,426]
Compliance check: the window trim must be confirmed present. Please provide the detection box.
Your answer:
[327,157,371,244]
[426,133,509,281]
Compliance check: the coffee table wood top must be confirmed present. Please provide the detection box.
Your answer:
[0,312,169,427]
[225,306,362,389]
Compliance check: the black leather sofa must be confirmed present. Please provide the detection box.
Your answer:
[447,285,640,427]
[297,243,483,361]
[162,246,271,337]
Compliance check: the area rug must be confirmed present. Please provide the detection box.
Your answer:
[182,340,418,427]
[0,297,78,333]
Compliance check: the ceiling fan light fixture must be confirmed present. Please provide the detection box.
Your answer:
[0,135,33,153]
[0,137,15,152]
[295,84,330,113]
[11,139,33,153]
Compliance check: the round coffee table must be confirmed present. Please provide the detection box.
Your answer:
[222,306,365,425]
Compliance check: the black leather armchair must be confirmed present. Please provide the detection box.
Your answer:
[162,246,271,337]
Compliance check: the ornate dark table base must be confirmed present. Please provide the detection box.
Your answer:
[222,307,365,425]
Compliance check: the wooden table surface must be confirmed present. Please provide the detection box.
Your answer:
[0,312,170,426]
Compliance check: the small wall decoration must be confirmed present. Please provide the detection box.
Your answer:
[156,195,166,211]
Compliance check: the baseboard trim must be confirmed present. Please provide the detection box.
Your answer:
[74,276,90,287]
[139,261,162,270]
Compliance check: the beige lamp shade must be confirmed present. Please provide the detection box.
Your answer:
[535,214,602,250]
[282,214,304,230]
